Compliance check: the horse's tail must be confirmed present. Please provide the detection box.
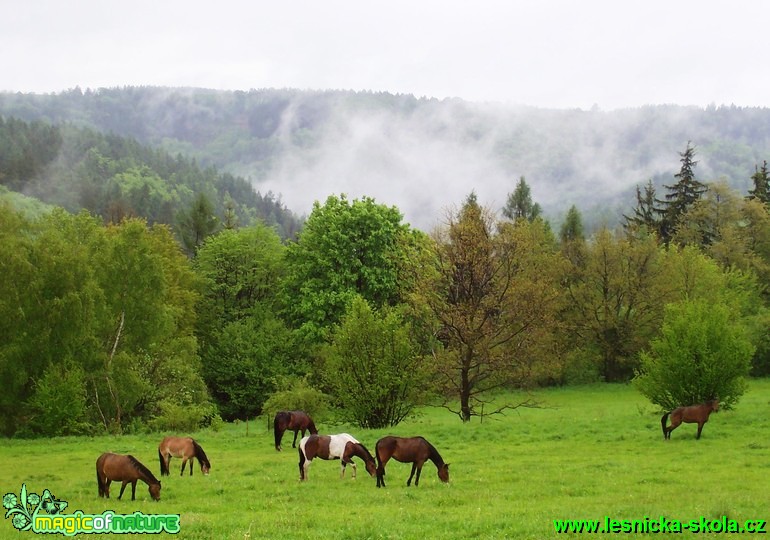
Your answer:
[96,457,106,497]
[274,413,284,450]
[158,448,169,476]
[661,412,670,437]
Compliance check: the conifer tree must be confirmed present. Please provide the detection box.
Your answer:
[656,142,707,244]
[503,176,542,222]
[623,179,662,236]
[747,160,770,204]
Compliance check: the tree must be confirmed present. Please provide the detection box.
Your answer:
[634,300,753,410]
[559,205,584,243]
[623,179,661,237]
[561,229,666,382]
[503,176,542,222]
[322,296,426,428]
[657,142,707,244]
[194,224,302,419]
[0,207,212,436]
[281,194,413,343]
[90,218,210,432]
[423,194,563,421]
[747,160,770,204]
[177,192,218,255]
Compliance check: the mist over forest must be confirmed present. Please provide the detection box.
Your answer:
[2,86,770,231]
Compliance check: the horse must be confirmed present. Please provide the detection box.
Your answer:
[375,436,450,488]
[661,398,720,440]
[96,453,161,501]
[274,410,318,451]
[298,433,377,481]
[158,436,211,476]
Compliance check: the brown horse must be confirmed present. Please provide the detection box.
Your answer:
[375,436,450,488]
[274,410,317,451]
[661,398,720,440]
[298,433,377,481]
[96,453,161,501]
[158,436,211,476]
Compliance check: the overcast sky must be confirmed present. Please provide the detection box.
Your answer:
[2,0,767,110]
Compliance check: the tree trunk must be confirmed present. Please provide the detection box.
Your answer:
[460,348,472,422]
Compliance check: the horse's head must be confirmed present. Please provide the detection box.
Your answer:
[438,463,450,483]
[364,456,377,478]
[201,462,211,475]
[710,398,720,412]
[149,482,161,501]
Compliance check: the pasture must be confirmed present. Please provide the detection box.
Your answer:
[2,380,769,539]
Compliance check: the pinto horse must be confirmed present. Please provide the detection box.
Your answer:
[298,433,377,481]
[274,410,317,451]
[375,436,450,488]
[661,398,720,440]
[158,436,211,476]
[96,453,161,501]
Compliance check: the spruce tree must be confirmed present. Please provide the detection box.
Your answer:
[656,142,707,244]
[623,179,662,236]
[747,160,770,204]
[503,176,542,222]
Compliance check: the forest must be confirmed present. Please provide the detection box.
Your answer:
[1,88,770,438]
[3,87,770,230]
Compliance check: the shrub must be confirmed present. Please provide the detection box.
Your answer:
[633,300,754,410]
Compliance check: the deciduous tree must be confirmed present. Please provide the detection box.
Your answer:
[422,194,563,421]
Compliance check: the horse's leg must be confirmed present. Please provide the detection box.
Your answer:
[118,481,128,500]
[415,463,425,487]
[187,457,193,476]
[406,463,416,486]
[130,480,137,501]
[298,453,304,481]
[180,459,186,476]
[376,456,389,488]
[665,417,681,440]
[292,429,301,449]
[104,479,112,498]
[696,422,704,439]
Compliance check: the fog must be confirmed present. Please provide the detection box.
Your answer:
[249,97,735,231]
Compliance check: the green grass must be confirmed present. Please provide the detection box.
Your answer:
[2,380,770,539]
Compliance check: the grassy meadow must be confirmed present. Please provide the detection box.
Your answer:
[2,380,770,539]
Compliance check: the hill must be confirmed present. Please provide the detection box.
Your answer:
[2,87,770,231]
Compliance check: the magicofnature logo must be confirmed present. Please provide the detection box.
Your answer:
[3,484,180,536]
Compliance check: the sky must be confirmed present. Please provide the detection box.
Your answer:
[2,0,769,110]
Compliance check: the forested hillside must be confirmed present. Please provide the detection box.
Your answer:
[0,115,302,245]
[2,87,770,230]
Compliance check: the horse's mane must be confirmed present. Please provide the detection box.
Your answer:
[421,437,445,466]
[127,455,160,484]
[192,439,210,466]
[354,442,375,462]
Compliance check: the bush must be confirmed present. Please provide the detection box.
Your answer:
[24,363,92,437]
[633,300,754,410]
[322,296,427,428]
[145,400,221,433]
[261,377,330,422]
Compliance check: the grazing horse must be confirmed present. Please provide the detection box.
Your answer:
[298,433,377,481]
[274,410,317,451]
[661,398,720,440]
[375,436,450,488]
[158,436,211,476]
[96,453,161,501]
